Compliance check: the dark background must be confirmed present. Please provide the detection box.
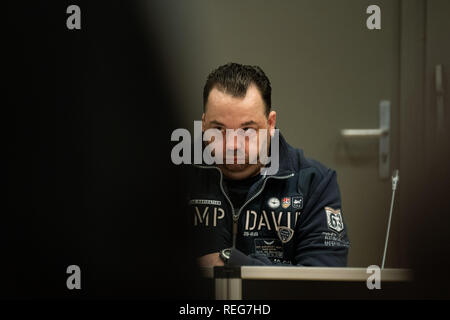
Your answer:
[5,1,204,299]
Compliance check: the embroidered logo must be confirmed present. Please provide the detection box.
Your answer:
[281,197,291,209]
[277,226,294,243]
[292,196,303,209]
[325,206,344,233]
[267,197,280,209]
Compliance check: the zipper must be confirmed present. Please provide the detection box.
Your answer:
[193,165,294,248]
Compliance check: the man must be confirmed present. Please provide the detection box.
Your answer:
[187,62,349,267]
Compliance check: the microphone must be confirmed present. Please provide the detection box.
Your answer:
[382,169,399,269]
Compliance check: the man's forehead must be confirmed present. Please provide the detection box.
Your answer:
[209,119,259,127]
[206,85,265,113]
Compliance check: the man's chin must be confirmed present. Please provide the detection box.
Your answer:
[224,164,248,172]
[219,164,261,180]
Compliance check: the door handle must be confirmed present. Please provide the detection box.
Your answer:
[341,128,388,137]
[340,100,391,179]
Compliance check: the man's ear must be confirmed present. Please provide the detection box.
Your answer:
[268,111,277,136]
[201,113,206,132]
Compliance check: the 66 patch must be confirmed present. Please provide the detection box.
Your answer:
[325,207,344,233]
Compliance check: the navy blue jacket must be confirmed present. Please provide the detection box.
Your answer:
[186,133,350,266]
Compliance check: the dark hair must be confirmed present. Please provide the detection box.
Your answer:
[203,62,272,116]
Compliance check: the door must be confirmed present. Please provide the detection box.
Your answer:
[398,0,450,294]
[148,0,402,267]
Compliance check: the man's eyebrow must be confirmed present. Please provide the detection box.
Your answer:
[209,120,225,126]
[240,120,257,126]
[209,120,258,127]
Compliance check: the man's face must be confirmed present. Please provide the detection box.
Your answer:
[202,84,276,180]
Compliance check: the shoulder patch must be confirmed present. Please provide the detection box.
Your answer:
[325,206,344,233]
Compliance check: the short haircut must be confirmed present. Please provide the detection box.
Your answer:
[203,62,272,116]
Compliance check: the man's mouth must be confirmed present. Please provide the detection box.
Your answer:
[225,156,245,164]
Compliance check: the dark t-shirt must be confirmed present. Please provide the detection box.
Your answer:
[223,173,263,210]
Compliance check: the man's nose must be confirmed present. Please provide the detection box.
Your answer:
[225,134,243,151]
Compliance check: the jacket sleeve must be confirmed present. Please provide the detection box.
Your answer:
[293,169,350,266]
[227,169,350,267]
[188,202,232,257]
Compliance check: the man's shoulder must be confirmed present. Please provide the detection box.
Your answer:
[284,141,332,177]
[283,141,336,196]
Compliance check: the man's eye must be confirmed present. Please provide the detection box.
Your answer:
[243,127,257,133]
[217,127,227,134]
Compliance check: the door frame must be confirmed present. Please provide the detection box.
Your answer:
[398,0,427,267]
